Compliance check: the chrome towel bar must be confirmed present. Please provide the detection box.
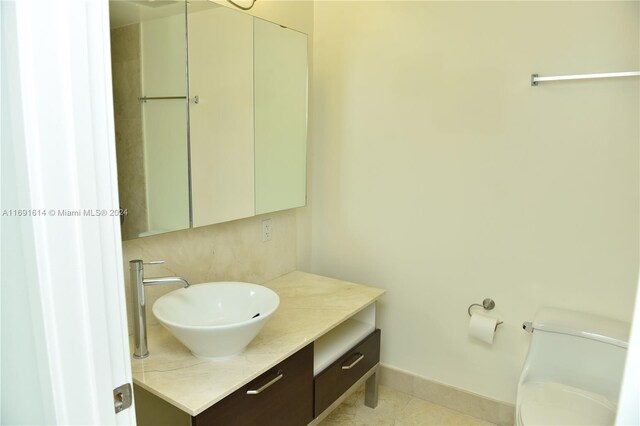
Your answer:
[138,95,199,103]
[531,71,640,86]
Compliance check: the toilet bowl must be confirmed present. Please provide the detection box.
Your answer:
[516,308,629,426]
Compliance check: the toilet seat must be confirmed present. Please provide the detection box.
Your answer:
[517,382,616,426]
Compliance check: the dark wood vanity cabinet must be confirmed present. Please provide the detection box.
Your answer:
[314,329,381,416]
[189,330,381,426]
[132,280,384,426]
[192,344,314,426]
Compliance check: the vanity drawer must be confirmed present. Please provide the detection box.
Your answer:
[314,329,381,417]
[192,344,313,426]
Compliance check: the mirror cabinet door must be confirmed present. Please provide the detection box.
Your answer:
[188,4,255,228]
[254,19,308,215]
[110,2,190,240]
[110,1,308,239]
[140,13,191,236]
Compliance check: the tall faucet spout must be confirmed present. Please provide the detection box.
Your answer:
[143,276,190,288]
[129,259,190,359]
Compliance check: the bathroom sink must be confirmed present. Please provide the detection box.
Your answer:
[152,282,280,359]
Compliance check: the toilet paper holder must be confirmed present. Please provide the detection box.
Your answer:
[468,298,503,327]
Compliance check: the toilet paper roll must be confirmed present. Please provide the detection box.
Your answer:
[469,313,498,344]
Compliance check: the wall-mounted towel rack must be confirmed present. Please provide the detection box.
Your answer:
[138,95,199,103]
[138,96,186,102]
[531,71,640,86]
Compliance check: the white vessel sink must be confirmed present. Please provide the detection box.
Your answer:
[152,282,280,359]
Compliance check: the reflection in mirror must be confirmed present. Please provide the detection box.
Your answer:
[109,0,190,240]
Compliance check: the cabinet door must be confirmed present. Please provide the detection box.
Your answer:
[139,12,191,236]
[193,344,313,426]
[254,18,308,215]
[189,5,255,227]
[314,330,381,417]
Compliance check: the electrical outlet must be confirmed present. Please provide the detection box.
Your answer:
[262,219,272,242]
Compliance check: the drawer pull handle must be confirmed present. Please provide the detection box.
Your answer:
[246,370,283,395]
[341,353,364,370]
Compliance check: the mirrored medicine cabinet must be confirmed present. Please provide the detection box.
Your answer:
[109,0,308,240]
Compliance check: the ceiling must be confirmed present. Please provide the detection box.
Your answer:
[109,0,220,29]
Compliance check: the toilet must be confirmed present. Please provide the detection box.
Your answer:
[516,308,630,426]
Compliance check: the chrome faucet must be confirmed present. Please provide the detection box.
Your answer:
[129,259,190,359]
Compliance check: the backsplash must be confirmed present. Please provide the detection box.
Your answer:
[121,209,297,334]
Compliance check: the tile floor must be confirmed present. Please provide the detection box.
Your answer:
[318,385,496,426]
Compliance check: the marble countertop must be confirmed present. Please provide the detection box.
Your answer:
[130,271,385,416]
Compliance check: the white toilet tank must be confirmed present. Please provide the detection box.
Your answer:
[516,308,630,426]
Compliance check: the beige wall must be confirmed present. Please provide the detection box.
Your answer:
[306,1,639,403]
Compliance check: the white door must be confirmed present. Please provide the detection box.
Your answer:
[616,273,640,424]
[1,0,135,424]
